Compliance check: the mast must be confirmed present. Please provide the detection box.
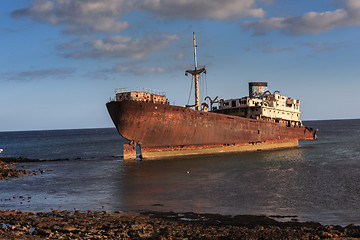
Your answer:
[186,32,206,110]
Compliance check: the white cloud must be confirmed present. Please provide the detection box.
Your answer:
[137,0,265,20]
[243,17,286,35]
[11,0,130,34]
[11,0,266,61]
[12,0,265,35]
[242,0,360,35]
[63,34,179,59]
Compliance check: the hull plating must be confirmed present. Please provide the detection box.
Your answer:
[106,101,314,152]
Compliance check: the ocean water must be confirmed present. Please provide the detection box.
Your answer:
[0,119,360,226]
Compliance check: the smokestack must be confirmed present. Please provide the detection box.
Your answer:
[249,82,268,97]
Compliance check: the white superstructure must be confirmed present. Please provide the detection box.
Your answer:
[211,82,302,126]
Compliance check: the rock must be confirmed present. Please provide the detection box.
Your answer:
[36,229,52,236]
[0,210,360,239]
[62,226,77,232]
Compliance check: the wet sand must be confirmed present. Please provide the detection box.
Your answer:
[1,159,360,239]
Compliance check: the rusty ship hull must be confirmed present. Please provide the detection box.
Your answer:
[106,100,315,159]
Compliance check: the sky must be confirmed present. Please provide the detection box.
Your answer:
[1,0,360,131]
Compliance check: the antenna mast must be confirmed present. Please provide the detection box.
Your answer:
[186,32,206,110]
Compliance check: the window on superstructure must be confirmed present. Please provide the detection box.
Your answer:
[232,101,236,107]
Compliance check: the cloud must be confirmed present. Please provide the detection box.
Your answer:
[87,60,189,78]
[56,35,95,50]
[10,0,267,65]
[304,41,346,52]
[5,68,76,81]
[258,0,275,4]
[86,62,165,78]
[116,63,191,75]
[11,0,265,36]
[11,0,130,34]
[256,42,295,53]
[10,0,266,61]
[242,0,360,35]
[176,51,185,60]
[137,0,265,20]
[242,17,287,35]
[62,34,179,59]
[56,39,81,50]
[113,65,166,75]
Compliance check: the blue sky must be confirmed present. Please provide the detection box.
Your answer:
[1,0,360,131]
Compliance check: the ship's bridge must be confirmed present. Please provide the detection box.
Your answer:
[211,82,302,126]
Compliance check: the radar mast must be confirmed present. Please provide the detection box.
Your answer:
[186,32,206,110]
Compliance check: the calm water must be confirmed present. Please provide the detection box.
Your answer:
[0,119,360,226]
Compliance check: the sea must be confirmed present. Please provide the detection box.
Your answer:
[0,119,360,226]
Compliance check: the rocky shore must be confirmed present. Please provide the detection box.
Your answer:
[0,158,45,180]
[0,210,360,239]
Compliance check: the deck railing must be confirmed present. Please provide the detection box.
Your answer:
[115,87,166,97]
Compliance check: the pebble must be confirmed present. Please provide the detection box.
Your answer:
[0,159,45,181]
[0,210,359,239]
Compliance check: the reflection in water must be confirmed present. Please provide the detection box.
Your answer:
[120,149,306,215]
[1,120,360,226]
[118,144,360,225]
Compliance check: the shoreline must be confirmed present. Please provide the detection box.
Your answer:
[1,210,360,239]
[0,158,45,181]
[2,158,360,238]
